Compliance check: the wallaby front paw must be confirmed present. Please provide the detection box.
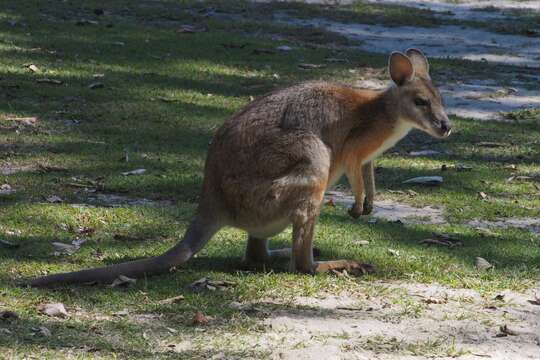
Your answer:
[348,203,363,219]
[362,198,374,215]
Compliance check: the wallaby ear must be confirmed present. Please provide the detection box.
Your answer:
[406,48,430,79]
[388,52,414,86]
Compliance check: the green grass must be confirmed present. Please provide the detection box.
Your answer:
[0,0,539,358]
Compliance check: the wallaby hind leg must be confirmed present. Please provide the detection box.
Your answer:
[244,236,319,265]
[291,197,374,275]
[290,185,326,272]
[244,236,288,264]
[362,161,375,215]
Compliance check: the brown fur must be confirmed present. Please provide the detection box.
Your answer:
[27,49,451,287]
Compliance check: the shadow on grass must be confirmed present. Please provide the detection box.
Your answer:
[0,313,268,359]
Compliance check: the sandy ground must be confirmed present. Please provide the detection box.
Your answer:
[260,282,540,360]
[147,281,540,359]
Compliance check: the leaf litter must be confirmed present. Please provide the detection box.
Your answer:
[186,277,236,292]
[38,303,69,318]
[109,275,137,288]
[51,238,87,256]
[418,233,463,248]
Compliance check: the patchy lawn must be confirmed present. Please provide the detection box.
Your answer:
[0,0,538,359]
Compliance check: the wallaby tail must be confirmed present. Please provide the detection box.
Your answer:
[26,215,220,287]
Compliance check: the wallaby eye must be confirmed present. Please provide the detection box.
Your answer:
[414,98,430,107]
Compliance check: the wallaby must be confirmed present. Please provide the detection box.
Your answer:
[27,49,451,287]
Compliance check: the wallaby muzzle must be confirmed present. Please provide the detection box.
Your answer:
[431,112,452,138]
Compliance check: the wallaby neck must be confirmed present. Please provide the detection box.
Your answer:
[335,85,412,166]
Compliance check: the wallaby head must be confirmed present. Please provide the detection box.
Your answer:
[388,48,451,139]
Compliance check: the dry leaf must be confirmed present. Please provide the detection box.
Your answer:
[51,238,86,255]
[31,326,51,337]
[38,303,69,318]
[348,263,376,276]
[298,63,325,70]
[158,295,185,305]
[153,96,179,103]
[499,324,519,336]
[0,184,15,195]
[455,164,473,171]
[176,25,208,33]
[353,240,370,246]
[325,199,335,207]
[113,233,140,242]
[419,238,454,247]
[88,82,104,89]
[252,48,274,55]
[419,233,462,248]
[122,168,146,176]
[422,296,447,304]
[186,278,235,292]
[409,150,441,156]
[276,45,292,52]
[109,275,136,288]
[406,189,418,196]
[27,64,39,72]
[475,257,493,271]
[112,309,129,316]
[76,226,95,235]
[46,195,63,203]
[51,242,78,255]
[476,227,499,237]
[37,163,67,172]
[0,239,19,248]
[478,142,508,148]
[324,57,349,63]
[478,191,488,200]
[387,249,400,257]
[528,294,540,305]
[192,311,209,326]
[76,19,99,26]
[0,310,19,322]
[222,43,248,49]
[35,78,63,85]
[402,176,443,185]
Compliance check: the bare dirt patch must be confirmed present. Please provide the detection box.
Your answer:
[325,190,446,225]
[469,218,540,234]
[0,164,36,175]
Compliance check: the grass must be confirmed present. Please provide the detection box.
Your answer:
[0,0,539,358]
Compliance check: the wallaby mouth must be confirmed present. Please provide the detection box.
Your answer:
[430,114,452,138]
[439,121,452,137]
